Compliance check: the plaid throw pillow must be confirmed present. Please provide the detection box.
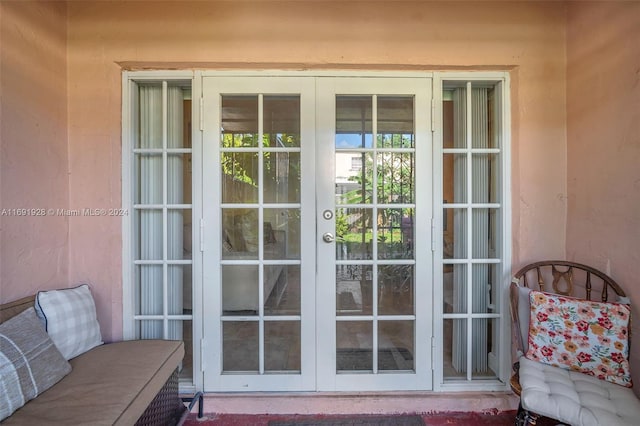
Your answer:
[35,284,103,360]
[0,308,72,421]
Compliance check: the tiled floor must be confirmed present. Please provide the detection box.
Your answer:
[182,412,521,426]
[182,411,563,426]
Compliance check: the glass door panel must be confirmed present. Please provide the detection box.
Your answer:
[203,77,315,391]
[317,77,432,391]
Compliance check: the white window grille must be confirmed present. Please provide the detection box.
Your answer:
[123,76,194,385]
[440,75,511,387]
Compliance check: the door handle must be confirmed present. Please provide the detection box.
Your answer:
[322,232,335,243]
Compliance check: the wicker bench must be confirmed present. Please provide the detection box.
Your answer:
[0,295,187,425]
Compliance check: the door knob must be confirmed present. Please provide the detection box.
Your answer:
[322,232,335,243]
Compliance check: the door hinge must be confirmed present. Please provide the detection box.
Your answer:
[200,338,206,372]
[430,217,436,252]
[199,219,205,252]
[199,97,204,131]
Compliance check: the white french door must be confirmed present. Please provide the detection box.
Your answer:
[202,77,316,391]
[316,78,433,391]
[201,75,433,392]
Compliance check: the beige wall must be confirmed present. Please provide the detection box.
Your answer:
[66,0,568,342]
[0,1,69,302]
[566,1,640,388]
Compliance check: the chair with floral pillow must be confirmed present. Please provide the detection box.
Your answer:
[510,260,640,426]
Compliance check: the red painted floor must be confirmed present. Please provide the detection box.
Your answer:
[181,411,551,426]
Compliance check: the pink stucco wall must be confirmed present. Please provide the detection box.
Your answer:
[65,0,568,342]
[566,1,640,389]
[0,1,69,302]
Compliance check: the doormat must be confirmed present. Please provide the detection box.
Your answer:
[336,348,413,371]
[268,414,424,426]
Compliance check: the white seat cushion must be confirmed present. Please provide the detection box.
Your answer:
[519,356,640,426]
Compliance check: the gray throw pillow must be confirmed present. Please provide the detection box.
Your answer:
[0,307,72,421]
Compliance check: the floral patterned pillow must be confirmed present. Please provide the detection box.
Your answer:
[526,290,632,387]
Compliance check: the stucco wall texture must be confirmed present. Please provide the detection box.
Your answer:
[2,0,637,389]
[566,1,640,384]
[0,1,69,302]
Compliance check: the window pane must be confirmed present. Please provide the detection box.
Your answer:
[222,265,259,315]
[443,264,466,314]
[168,153,192,204]
[179,319,192,381]
[335,208,373,260]
[336,321,372,372]
[265,321,300,372]
[138,320,163,340]
[378,265,413,316]
[182,264,193,313]
[442,97,454,149]
[263,152,300,203]
[377,96,414,148]
[472,153,498,204]
[263,96,300,148]
[472,208,497,259]
[222,208,258,259]
[336,96,372,148]
[264,208,299,260]
[444,208,467,259]
[221,152,259,203]
[336,265,373,316]
[136,154,163,205]
[137,209,163,260]
[378,321,414,371]
[443,318,466,379]
[179,210,193,260]
[378,208,413,260]
[136,265,162,315]
[223,321,258,372]
[335,152,373,204]
[443,153,467,204]
[376,152,414,204]
[471,87,490,149]
[472,264,495,314]
[471,318,498,379]
[138,85,163,149]
[264,265,300,316]
[167,209,190,260]
[449,86,467,149]
[168,265,188,315]
[221,96,258,147]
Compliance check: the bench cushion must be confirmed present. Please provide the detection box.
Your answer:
[2,340,184,426]
[519,356,640,426]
